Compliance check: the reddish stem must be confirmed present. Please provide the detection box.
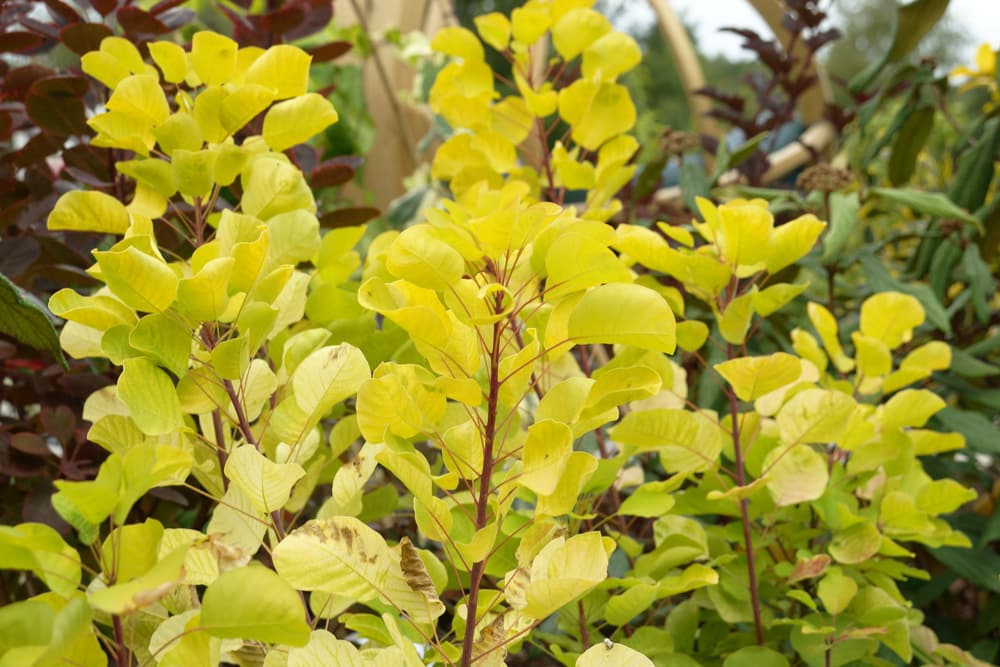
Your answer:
[727,343,765,645]
[460,313,504,667]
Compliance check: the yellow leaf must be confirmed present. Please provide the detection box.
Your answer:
[558,79,635,150]
[519,420,573,495]
[576,642,654,667]
[718,288,756,344]
[609,408,722,472]
[511,3,551,45]
[148,41,188,84]
[807,302,854,373]
[715,353,802,402]
[546,231,631,299]
[766,214,826,273]
[48,190,129,234]
[859,291,924,349]
[153,112,203,156]
[106,74,170,127]
[523,532,609,619]
[514,70,558,117]
[763,444,829,506]
[880,389,945,430]
[292,344,370,422]
[491,96,534,144]
[852,333,892,379]
[226,445,305,514]
[117,358,184,435]
[776,388,855,445]
[474,12,511,52]
[568,283,676,353]
[431,26,484,61]
[273,517,393,601]
[190,31,237,86]
[221,84,277,134]
[676,320,709,351]
[386,226,465,291]
[262,93,339,152]
[536,451,598,516]
[718,200,772,273]
[244,44,312,99]
[551,8,611,60]
[582,32,641,80]
[93,245,178,313]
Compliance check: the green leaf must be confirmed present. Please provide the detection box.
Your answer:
[718,289,755,344]
[817,571,858,615]
[605,583,657,626]
[930,547,1000,593]
[871,187,980,226]
[723,646,790,667]
[949,117,999,212]
[887,0,951,62]
[822,192,860,263]
[0,273,66,368]
[129,313,191,376]
[829,521,881,564]
[618,482,676,518]
[888,106,934,185]
[933,407,1000,454]
[576,641,653,666]
[262,94,339,152]
[568,284,676,353]
[201,564,311,645]
[0,523,81,597]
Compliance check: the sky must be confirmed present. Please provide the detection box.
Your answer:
[616,0,997,67]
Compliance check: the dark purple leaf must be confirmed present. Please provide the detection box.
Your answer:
[0,110,11,141]
[26,92,87,136]
[62,145,111,182]
[252,5,306,37]
[30,74,89,98]
[10,432,51,456]
[0,237,41,278]
[311,163,355,188]
[157,7,195,29]
[20,17,62,39]
[1,64,52,99]
[149,0,188,14]
[285,0,332,40]
[13,132,61,168]
[319,206,380,229]
[41,405,77,444]
[309,40,352,62]
[116,6,171,34]
[0,31,46,53]
[42,0,81,24]
[90,0,118,16]
[59,22,113,55]
[30,263,101,288]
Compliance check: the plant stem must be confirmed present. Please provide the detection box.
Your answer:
[460,317,503,667]
[727,344,765,645]
[210,409,229,491]
[113,614,129,667]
